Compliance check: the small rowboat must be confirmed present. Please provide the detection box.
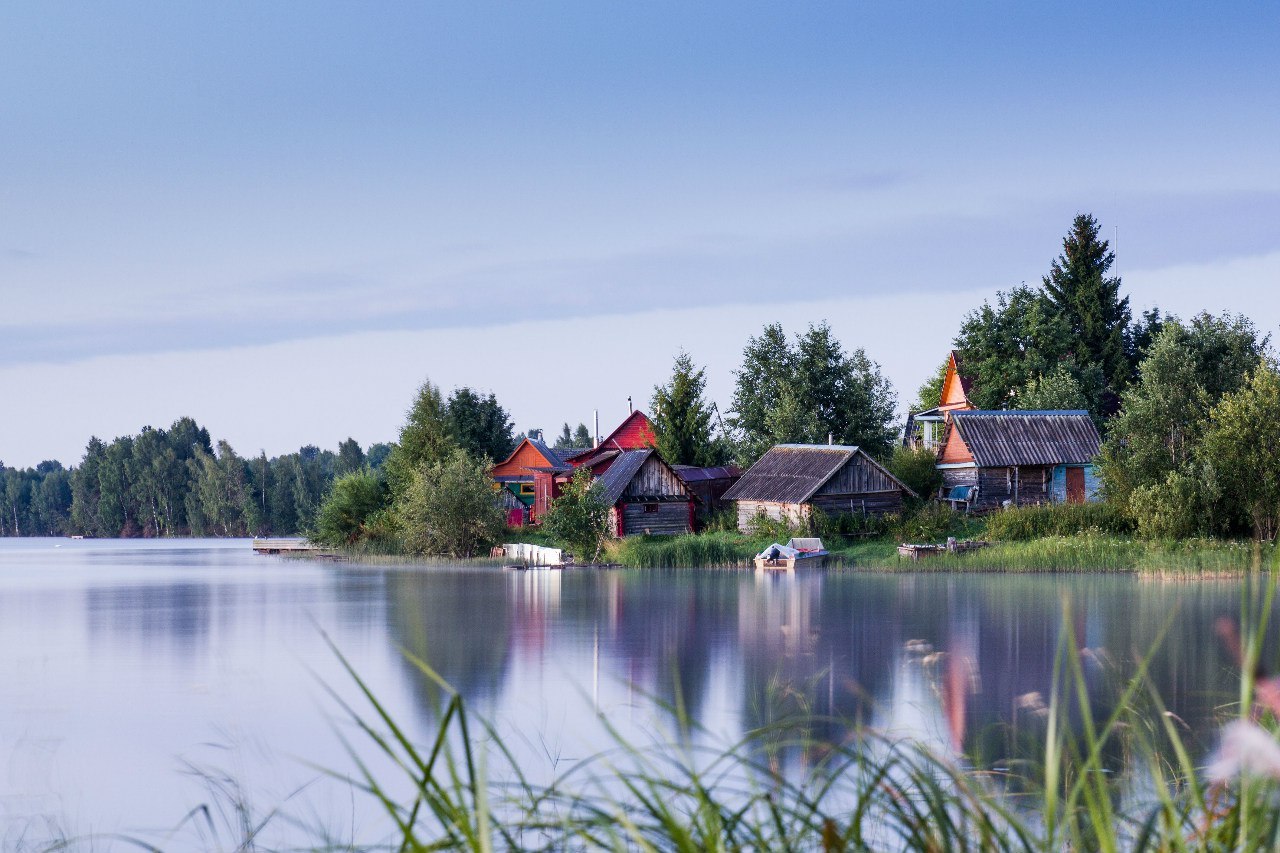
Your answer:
[754,538,828,571]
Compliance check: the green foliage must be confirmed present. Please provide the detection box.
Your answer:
[186,440,254,537]
[1100,315,1267,536]
[744,508,807,541]
[730,321,897,462]
[542,468,611,563]
[552,422,594,450]
[313,469,387,545]
[398,451,505,558]
[335,437,366,475]
[954,284,1074,410]
[1201,363,1280,541]
[445,387,514,462]
[651,350,723,466]
[889,502,969,542]
[1014,363,1094,412]
[384,380,458,502]
[887,445,942,502]
[983,502,1134,541]
[1041,213,1131,404]
[608,530,756,568]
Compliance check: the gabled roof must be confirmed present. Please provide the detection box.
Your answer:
[949,410,1101,467]
[562,411,657,462]
[672,464,742,482]
[722,444,915,504]
[493,436,569,476]
[590,449,655,507]
[940,350,975,411]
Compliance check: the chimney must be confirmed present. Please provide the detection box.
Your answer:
[594,409,600,448]
[627,395,632,414]
[828,432,833,446]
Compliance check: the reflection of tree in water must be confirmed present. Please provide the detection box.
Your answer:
[603,570,739,725]
[86,582,212,654]
[384,571,512,718]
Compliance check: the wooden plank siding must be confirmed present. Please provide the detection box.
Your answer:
[621,455,688,501]
[619,502,692,537]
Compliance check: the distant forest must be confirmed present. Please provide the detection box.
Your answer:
[0,418,392,538]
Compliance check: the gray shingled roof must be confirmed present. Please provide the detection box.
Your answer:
[528,437,568,468]
[590,449,654,507]
[950,410,1101,467]
[721,445,861,504]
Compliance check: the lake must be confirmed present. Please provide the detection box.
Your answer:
[0,538,1261,849]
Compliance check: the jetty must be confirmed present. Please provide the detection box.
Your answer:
[252,538,333,556]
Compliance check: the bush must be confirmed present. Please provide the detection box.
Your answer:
[983,501,1134,541]
[543,468,611,563]
[890,502,966,542]
[398,451,505,558]
[886,445,943,502]
[1129,470,1202,540]
[313,470,387,545]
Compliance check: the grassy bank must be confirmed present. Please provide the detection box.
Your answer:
[606,503,1280,574]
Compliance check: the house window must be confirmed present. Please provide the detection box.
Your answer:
[519,483,535,496]
[644,504,658,513]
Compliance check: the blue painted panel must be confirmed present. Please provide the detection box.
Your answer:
[1050,466,1067,502]
[1050,464,1101,503]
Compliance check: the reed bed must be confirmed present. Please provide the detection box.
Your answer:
[309,581,1280,852]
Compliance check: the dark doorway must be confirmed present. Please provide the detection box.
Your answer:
[1066,467,1086,503]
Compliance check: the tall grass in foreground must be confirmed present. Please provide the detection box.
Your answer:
[313,578,1280,851]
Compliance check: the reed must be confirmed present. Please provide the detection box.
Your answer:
[315,578,1280,852]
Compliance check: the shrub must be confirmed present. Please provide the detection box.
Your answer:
[890,502,965,542]
[398,451,505,558]
[886,445,943,502]
[543,468,611,563]
[313,470,387,545]
[983,501,1134,541]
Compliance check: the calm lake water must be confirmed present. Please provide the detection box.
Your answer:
[0,538,1264,849]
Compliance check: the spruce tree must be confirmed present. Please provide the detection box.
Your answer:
[1042,214,1131,408]
[651,351,719,466]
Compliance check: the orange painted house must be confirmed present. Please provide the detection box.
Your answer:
[491,436,569,524]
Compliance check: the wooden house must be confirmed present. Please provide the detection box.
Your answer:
[936,410,1101,511]
[491,436,568,524]
[588,449,697,537]
[904,350,975,450]
[531,411,660,520]
[721,444,917,533]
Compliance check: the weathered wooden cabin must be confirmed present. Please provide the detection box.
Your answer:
[491,436,569,524]
[589,449,697,537]
[936,410,1101,511]
[721,444,917,533]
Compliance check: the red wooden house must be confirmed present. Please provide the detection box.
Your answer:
[491,436,569,524]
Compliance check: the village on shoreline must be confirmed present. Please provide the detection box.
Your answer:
[5,213,1280,574]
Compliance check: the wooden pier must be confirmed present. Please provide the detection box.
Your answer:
[252,538,336,556]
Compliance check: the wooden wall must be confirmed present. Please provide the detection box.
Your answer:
[813,454,900,497]
[619,502,692,537]
[622,456,688,499]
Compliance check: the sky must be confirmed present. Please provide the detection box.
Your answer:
[2,1,1279,467]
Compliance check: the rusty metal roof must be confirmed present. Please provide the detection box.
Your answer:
[950,410,1100,467]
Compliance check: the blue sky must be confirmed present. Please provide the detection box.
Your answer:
[2,1,1279,466]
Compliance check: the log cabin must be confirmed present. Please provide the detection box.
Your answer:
[588,448,697,537]
[936,410,1101,511]
[721,444,917,533]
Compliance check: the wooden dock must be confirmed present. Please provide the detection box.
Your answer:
[252,538,333,555]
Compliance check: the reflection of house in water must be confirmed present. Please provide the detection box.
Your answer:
[508,570,562,659]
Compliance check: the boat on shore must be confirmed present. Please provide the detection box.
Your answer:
[754,537,828,571]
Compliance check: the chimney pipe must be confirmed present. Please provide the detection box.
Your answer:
[627,395,632,414]
[594,409,600,448]
[828,432,833,446]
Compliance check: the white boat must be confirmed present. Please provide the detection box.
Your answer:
[754,537,827,571]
